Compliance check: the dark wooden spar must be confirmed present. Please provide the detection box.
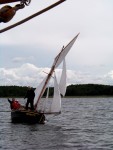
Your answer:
[0,0,22,4]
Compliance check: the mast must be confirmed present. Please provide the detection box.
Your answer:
[35,33,80,110]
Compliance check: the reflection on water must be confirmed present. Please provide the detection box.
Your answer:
[0,98,113,150]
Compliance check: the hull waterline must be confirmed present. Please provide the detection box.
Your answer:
[11,110,45,124]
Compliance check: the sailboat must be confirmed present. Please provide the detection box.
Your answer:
[11,33,79,124]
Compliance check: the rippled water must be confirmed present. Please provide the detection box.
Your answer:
[1,97,113,150]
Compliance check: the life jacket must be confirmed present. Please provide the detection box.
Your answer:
[11,100,21,110]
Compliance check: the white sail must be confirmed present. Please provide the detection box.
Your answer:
[50,73,61,113]
[59,58,66,96]
[34,33,79,110]
[54,34,79,68]
[42,87,49,112]
[34,76,47,107]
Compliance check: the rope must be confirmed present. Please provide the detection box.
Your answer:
[0,0,66,33]
[21,0,31,6]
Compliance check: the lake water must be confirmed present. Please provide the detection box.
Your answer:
[0,97,113,150]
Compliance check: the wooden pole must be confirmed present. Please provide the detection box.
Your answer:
[0,0,66,33]
[0,0,21,4]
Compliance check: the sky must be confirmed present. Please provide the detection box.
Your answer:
[0,0,113,87]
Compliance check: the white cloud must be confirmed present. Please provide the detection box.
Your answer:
[12,56,34,63]
[103,71,113,85]
[0,63,51,86]
[1,0,113,86]
[0,63,113,87]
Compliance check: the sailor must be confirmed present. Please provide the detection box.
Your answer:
[8,98,21,110]
[24,86,35,110]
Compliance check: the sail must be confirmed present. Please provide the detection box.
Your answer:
[50,73,61,113]
[42,87,49,112]
[54,33,79,68]
[34,76,47,106]
[59,58,66,96]
[34,33,79,110]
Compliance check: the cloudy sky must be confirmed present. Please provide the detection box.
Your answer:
[0,0,113,87]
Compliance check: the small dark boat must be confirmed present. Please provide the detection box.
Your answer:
[11,109,45,124]
[8,99,45,124]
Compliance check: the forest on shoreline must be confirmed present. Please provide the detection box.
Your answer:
[0,84,113,98]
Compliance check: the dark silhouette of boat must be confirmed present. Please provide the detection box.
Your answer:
[11,109,45,124]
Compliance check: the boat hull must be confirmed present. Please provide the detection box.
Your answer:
[11,110,45,124]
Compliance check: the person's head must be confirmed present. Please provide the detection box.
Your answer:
[12,98,15,101]
[28,86,32,90]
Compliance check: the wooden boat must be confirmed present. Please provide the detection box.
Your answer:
[9,34,79,124]
[11,109,45,124]
[7,99,45,124]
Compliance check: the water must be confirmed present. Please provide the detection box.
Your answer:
[1,97,113,150]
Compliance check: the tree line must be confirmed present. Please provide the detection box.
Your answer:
[0,84,113,98]
[66,84,113,96]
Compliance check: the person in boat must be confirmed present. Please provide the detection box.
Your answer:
[24,86,35,110]
[0,3,25,23]
[8,98,21,110]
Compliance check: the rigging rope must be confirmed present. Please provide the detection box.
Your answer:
[0,0,66,33]
[21,0,31,6]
